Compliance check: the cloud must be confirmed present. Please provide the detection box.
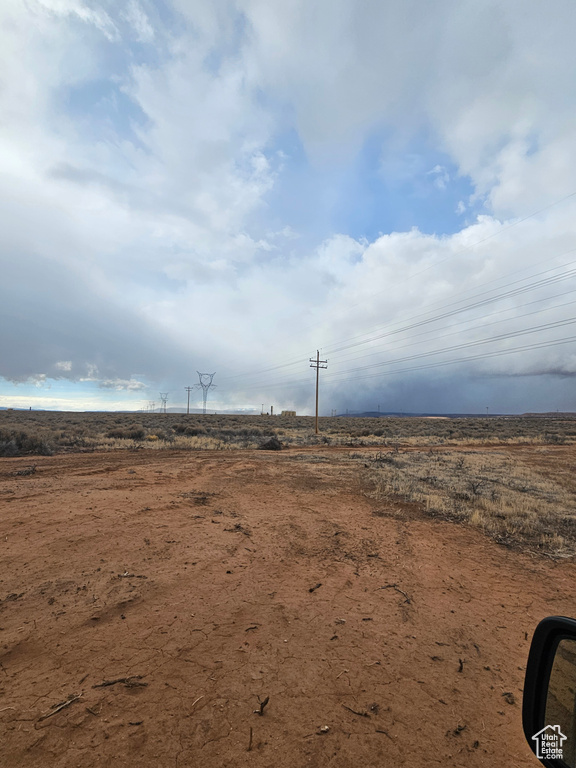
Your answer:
[489,368,576,379]
[97,379,147,391]
[427,165,450,191]
[122,0,155,43]
[1,1,576,414]
[35,0,119,41]
[28,374,49,388]
[242,0,576,216]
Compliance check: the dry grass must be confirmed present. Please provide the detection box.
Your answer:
[1,410,575,457]
[361,448,576,557]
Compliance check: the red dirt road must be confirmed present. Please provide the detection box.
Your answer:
[1,447,575,767]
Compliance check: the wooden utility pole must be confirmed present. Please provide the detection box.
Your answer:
[310,350,328,434]
[185,386,193,415]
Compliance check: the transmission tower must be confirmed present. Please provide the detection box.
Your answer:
[185,386,193,415]
[159,393,168,414]
[196,372,216,415]
[310,350,328,435]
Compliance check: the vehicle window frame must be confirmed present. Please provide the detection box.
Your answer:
[523,616,576,768]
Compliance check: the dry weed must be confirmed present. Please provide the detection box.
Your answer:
[362,449,576,557]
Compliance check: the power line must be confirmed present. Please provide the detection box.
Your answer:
[190,257,576,408]
[324,260,576,356]
[220,189,576,375]
[325,291,576,370]
[224,304,576,393]
[327,334,576,384]
[217,356,310,384]
[256,190,576,356]
[322,316,576,379]
[217,252,576,389]
[220,286,576,396]
[209,193,576,397]
[226,333,576,395]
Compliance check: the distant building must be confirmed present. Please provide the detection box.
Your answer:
[281,410,296,417]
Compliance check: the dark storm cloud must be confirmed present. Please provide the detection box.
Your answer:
[0,247,186,384]
[489,369,576,379]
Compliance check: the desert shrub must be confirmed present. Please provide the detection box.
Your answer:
[0,429,53,456]
[23,433,53,455]
[258,437,283,450]
[0,439,19,457]
[1,411,576,455]
[156,430,175,442]
[106,425,146,440]
[544,433,566,444]
[239,427,263,437]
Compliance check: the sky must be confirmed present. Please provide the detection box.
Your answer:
[2,0,576,414]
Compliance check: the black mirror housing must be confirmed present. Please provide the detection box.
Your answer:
[523,616,576,767]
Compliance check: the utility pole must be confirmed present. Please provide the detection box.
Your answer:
[310,350,328,435]
[160,393,168,414]
[185,387,193,415]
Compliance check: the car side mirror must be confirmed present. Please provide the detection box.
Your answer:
[523,617,576,767]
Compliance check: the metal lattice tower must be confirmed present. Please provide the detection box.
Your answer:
[196,372,216,415]
[159,393,168,414]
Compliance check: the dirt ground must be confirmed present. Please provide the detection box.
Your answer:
[1,445,576,767]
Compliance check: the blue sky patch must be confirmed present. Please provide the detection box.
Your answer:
[265,128,479,244]
[62,78,150,146]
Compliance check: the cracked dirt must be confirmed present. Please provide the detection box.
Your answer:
[1,445,576,767]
